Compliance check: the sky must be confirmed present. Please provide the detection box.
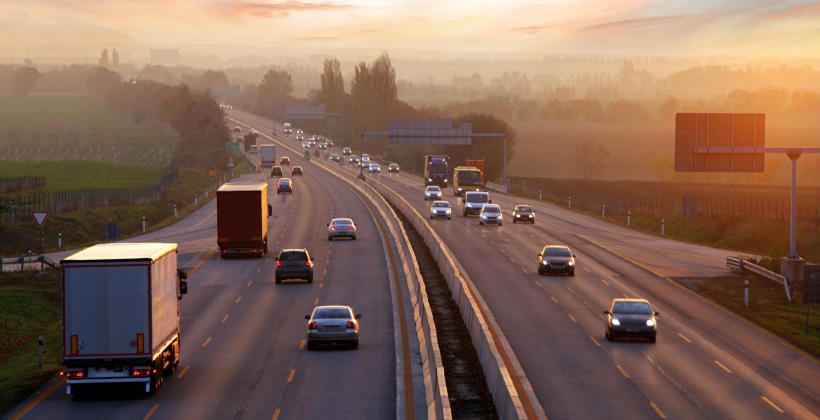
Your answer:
[2,0,820,61]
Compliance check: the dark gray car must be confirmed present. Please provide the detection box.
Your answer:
[305,305,361,350]
[537,245,576,276]
[275,249,314,284]
[604,299,658,343]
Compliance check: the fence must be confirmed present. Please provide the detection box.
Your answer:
[0,176,45,193]
[0,169,178,225]
[511,176,820,226]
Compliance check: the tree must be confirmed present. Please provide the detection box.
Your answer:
[12,67,39,97]
[99,49,109,67]
[320,58,345,112]
[351,61,371,129]
[659,97,679,121]
[255,68,293,116]
[112,49,119,66]
[196,70,230,90]
[86,66,121,97]
[138,64,177,85]
[451,113,516,182]
[573,141,611,180]
[350,52,397,131]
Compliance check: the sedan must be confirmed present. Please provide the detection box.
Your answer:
[512,204,535,224]
[479,204,502,225]
[296,134,304,141]
[429,201,452,219]
[319,143,327,150]
[291,166,303,176]
[328,218,357,240]
[280,156,290,165]
[349,155,359,163]
[277,178,293,194]
[424,186,442,201]
[270,166,283,177]
[604,299,658,343]
[330,154,340,162]
[369,163,381,173]
[305,305,361,350]
[275,248,314,284]
[537,245,575,276]
[388,163,400,173]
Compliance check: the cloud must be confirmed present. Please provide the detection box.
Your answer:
[214,1,355,18]
[509,24,557,35]
[580,15,685,32]
[762,2,820,21]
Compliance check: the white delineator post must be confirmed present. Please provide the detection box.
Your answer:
[661,219,665,236]
[58,233,62,249]
[142,216,146,233]
[627,211,631,227]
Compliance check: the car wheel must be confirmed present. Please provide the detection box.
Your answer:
[513,219,517,224]
[606,331,612,341]
[569,269,575,277]
[649,335,656,344]
[275,277,281,284]
[307,341,315,351]
[352,235,356,240]
[351,340,359,350]
[307,275,313,284]
[328,236,333,241]
[430,215,434,219]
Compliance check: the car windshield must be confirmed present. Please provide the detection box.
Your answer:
[457,171,481,185]
[280,251,307,261]
[483,206,500,213]
[612,302,652,315]
[433,202,449,208]
[313,308,351,319]
[427,187,440,192]
[544,248,572,257]
[428,163,447,173]
[516,206,532,212]
[332,219,352,225]
[467,194,488,203]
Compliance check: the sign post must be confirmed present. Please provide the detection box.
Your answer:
[32,211,48,254]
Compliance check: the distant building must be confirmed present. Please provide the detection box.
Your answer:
[150,49,180,65]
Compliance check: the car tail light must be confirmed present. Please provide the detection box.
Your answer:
[63,370,84,378]
[346,321,355,329]
[132,368,151,376]
[309,321,318,329]
[347,226,355,230]
[330,226,337,230]
[276,261,282,267]
[306,261,311,267]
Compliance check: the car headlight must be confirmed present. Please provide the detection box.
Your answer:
[611,318,621,326]
[428,178,432,182]
[541,260,548,265]
[528,214,533,218]
[445,208,451,213]
[646,319,656,327]
[567,261,574,266]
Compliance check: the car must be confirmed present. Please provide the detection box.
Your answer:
[369,163,381,173]
[305,305,361,350]
[604,299,658,343]
[330,153,340,162]
[234,126,241,133]
[462,191,490,216]
[280,156,290,165]
[360,160,371,169]
[343,147,352,156]
[291,166,303,176]
[479,204,503,225]
[302,142,310,148]
[270,166,284,177]
[537,245,576,276]
[275,248,314,284]
[311,135,320,142]
[249,145,258,154]
[277,178,293,193]
[327,217,357,240]
[297,129,303,135]
[296,134,304,141]
[349,155,359,163]
[326,139,334,147]
[512,204,535,224]
[388,163,400,173]
[319,143,327,150]
[424,186,442,201]
[429,201,452,219]
[226,105,233,110]
[361,154,370,161]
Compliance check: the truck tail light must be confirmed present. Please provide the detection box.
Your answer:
[132,368,151,376]
[276,261,282,267]
[65,370,85,378]
[309,321,318,329]
[70,335,78,355]
[137,333,144,354]
[346,321,355,329]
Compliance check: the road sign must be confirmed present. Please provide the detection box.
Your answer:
[387,119,472,145]
[104,222,120,241]
[32,211,48,227]
[675,113,765,172]
[806,265,820,304]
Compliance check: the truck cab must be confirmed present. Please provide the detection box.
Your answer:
[462,191,491,217]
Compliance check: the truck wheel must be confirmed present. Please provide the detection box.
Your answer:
[307,275,313,284]
[307,341,316,351]
[351,340,359,350]
[275,277,281,284]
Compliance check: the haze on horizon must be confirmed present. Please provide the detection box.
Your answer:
[3,0,820,62]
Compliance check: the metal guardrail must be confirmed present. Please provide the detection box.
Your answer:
[0,255,60,272]
[726,256,791,302]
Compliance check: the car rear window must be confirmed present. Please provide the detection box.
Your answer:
[279,180,289,185]
[280,251,307,261]
[612,302,652,314]
[314,308,351,319]
[332,219,352,225]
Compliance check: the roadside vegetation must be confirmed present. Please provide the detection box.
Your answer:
[0,160,165,191]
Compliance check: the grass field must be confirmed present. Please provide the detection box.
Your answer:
[0,94,177,167]
[0,270,62,415]
[0,160,166,192]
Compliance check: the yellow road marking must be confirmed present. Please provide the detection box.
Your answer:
[247,280,253,287]
[522,267,529,274]
[185,209,217,231]
[256,268,262,273]
[143,403,160,420]
[601,279,610,286]
[568,314,577,323]
[299,339,305,350]
[235,296,242,303]
[761,396,784,413]
[535,281,543,288]
[623,293,629,298]
[508,256,516,264]
[177,365,190,379]
[221,314,230,324]
[319,282,324,288]
[583,266,591,272]
[7,377,65,420]
[649,402,667,419]
[677,333,692,343]
[499,248,506,255]
[325,258,330,264]
[201,337,212,348]
[188,247,218,276]
[287,369,295,383]
[314,297,319,305]
[589,336,600,347]
[616,364,629,378]
[328,249,332,255]
[272,408,281,420]
[322,269,327,276]
[550,296,558,303]
[715,360,732,374]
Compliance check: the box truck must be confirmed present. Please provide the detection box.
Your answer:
[60,243,188,395]
[259,144,277,167]
[217,182,272,257]
[424,155,449,187]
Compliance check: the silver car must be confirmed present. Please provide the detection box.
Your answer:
[479,204,503,225]
[424,186,442,201]
[369,163,381,173]
[305,305,361,349]
[430,200,452,219]
[327,217,357,240]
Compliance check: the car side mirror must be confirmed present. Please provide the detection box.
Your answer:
[572,254,577,258]
[537,253,542,257]
[603,310,610,315]
[268,204,273,217]
[489,200,492,203]
[310,257,315,261]
[177,268,188,280]
[654,312,659,316]
[305,315,311,320]
[355,313,362,319]
[178,280,188,299]
[461,199,466,203]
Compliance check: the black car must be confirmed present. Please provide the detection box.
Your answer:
[604,299,658,343]
[270,166,283,177]
[275,249,314,284]
[537,245,575,276]
[512,204,535,224]
[388,163,400,173]
[291,166,303,176]
[330,154,340,162]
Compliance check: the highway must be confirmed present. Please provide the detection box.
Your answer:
[10,146,400,419]
[231,109,820,420]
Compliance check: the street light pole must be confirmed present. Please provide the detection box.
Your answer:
[788,151,800,259]
[358,132,365,180]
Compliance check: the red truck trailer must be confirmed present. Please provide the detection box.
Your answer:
[217,182,272,257]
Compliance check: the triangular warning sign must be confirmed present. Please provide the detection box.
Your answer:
[32,211,48,227]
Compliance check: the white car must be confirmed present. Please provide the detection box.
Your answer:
[479,204,502,225]
[369,164,381,173]
[361,160,371,168]
[424,186,442,201]
[430,201,452,219]
[302,142,310,148]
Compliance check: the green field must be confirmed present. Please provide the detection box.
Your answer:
[0,160,165,192]
[0,94,177,167]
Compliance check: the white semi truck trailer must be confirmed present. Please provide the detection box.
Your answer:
[60,243,188,394]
